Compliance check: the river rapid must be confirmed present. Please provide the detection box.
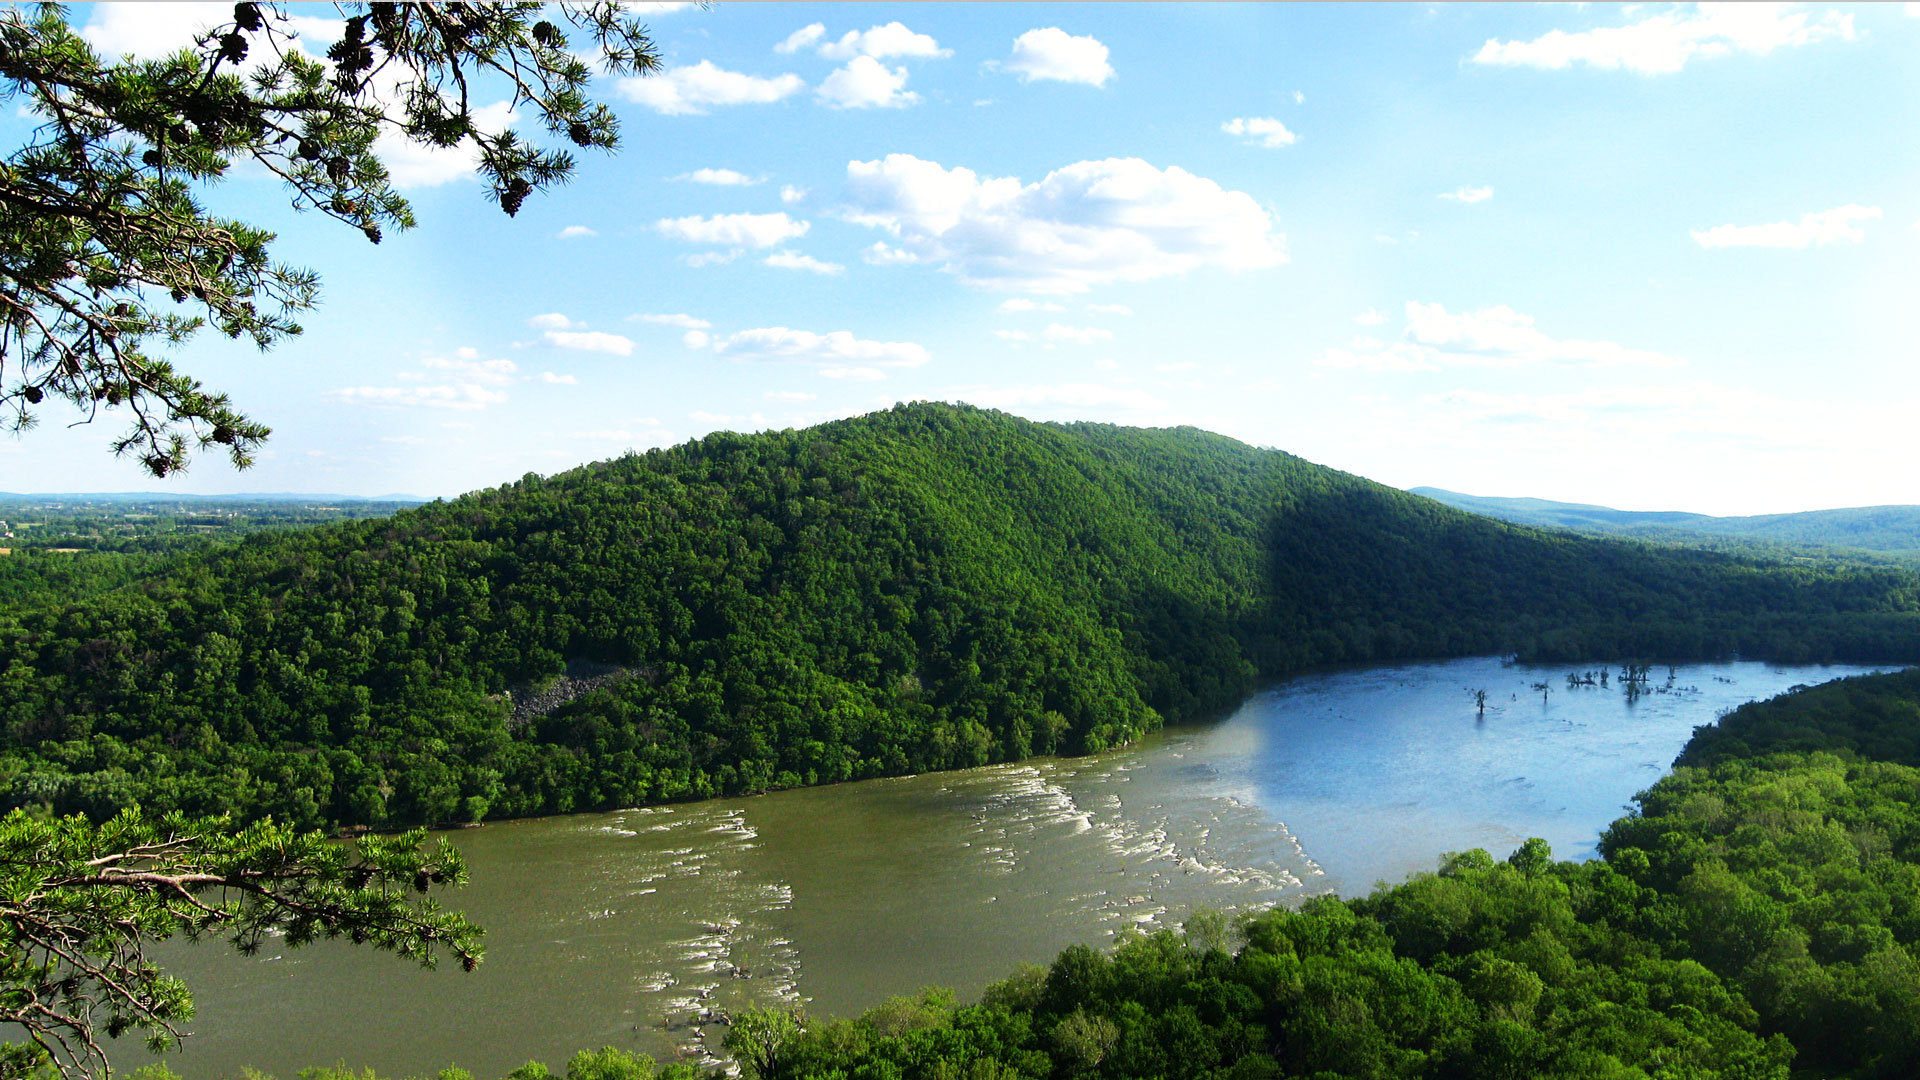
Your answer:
[145,657,1891,1077]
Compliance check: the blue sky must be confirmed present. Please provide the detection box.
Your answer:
[6,2,1918,515]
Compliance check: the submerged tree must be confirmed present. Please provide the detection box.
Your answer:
[0,807,482,1079]
[0,2,661,476]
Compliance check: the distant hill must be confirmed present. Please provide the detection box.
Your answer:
[1411,487,1920,555]
[7,403,1920,830]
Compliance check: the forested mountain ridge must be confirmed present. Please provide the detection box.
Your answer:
[1413,486,1920,557]
[6,402,1920,830]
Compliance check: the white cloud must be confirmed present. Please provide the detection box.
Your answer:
[818,56,919,109]
[763,249,846,275]
[1690,204,1882,248]
[618,61,806,115]
[1474,3,1856,75]
[820,22,950,60]
[1087,303,1133,316]
[1440,186,1494,203]
[656,212,810,248]
[1222,117,1297,148]
[1044,324,1114,345]
[543,330,635,356]
[636,313,712,329]
[332,384,509,410]
[557,225,598,239]
[685,250,741,268]
[526,312,579,330]
[84,3,228,59]
[682,330,711,349]
[702,327,932,369]
[541,372,579,385]
[423,354,518,385]
[1001,298,1066,313]
[780,185,808,204]
[331,351,514,410]
[842,154,1285,293]
[1294,90,1306,104]
[1355,308,1389,326]
[1318,301,1685,371]
[776,23,827,54]
[1004,28,1114,86]
[376,100,515,188]
[678,168,761,186]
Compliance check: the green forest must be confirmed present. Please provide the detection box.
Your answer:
[6,403,1920,831]
[690,667,1920,1080]
[92,669,1920,1080]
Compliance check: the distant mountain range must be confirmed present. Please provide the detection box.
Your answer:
[0,492,427,504]
[1411,487,1920,556]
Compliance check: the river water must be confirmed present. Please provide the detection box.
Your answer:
[143,657,1889,1077]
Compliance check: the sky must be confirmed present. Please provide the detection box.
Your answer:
[4,2,1918,515]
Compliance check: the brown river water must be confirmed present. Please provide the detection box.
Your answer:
[135,657,1891,1078]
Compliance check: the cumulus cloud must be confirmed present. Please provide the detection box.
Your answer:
[763,249,846,275]
[1355,308,1389,326]
[678,168,761,186]
[776,23,827,54]
[1043,324,1114,344]
[527,313,579,330]
[780,185,808,204]
[1474,3,1856,75]
[84,3,230,59]
[541,372,579,385]
[557,225,598,239]
[635,313,712,329]
[682,330,710,349]
[1222,116,1297,148]
[841,154,1284,293]
[618,61,805,115]
[1440,186,1494,203]
[1690,204,1881,248]
[1318,301,1684,371]
[543,330,635,356]
[818,56,919,109]
[656,212,810,248]
[1004,28,1113,86]
[700,327,932,371]
[820,22,950,60]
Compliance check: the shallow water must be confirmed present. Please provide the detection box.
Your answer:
[144,657,1889,1077]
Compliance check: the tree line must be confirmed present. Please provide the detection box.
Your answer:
[6,403,1920,831]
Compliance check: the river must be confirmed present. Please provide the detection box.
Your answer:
[141,657,1890,1077]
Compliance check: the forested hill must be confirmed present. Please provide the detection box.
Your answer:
[6,402,1920,830]
[1412,486,1920,556]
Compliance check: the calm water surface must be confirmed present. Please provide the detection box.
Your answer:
[148,657,1890,1077]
